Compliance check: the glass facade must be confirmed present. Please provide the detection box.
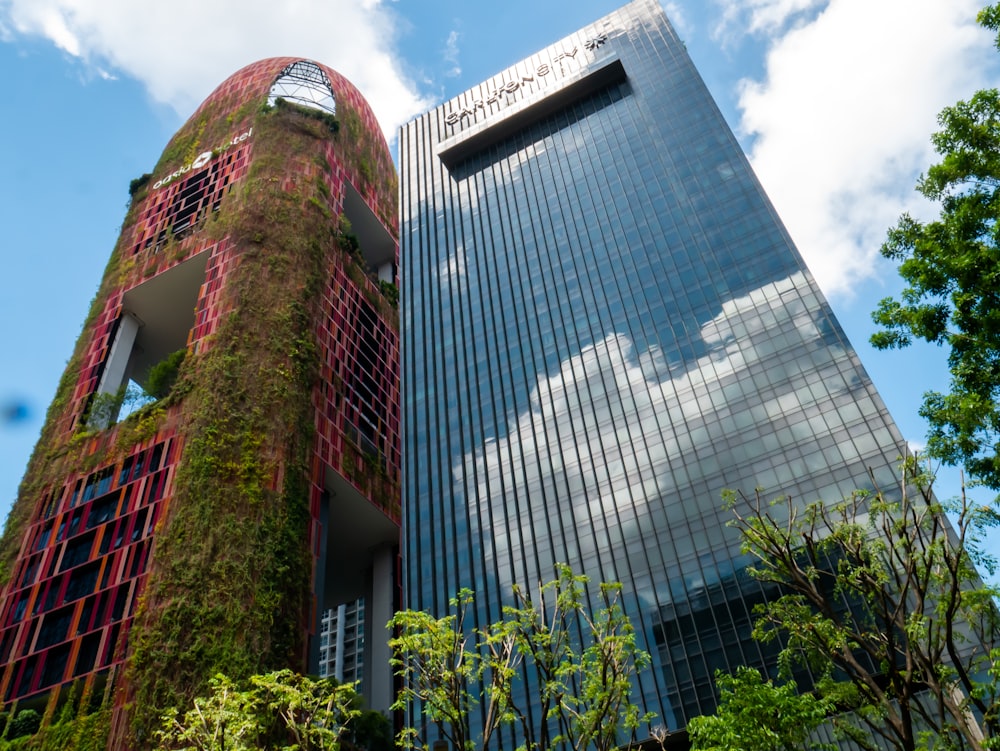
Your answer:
[400,0,907,736]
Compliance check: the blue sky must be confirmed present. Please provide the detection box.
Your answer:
[0,0,998,570]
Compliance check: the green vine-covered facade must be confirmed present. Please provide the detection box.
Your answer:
[0,59,400,749]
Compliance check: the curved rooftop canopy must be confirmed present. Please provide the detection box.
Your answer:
[268,60,336,115]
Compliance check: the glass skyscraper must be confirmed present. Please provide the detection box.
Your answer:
[399,0,907,735]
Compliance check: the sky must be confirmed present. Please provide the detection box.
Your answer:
[0,0,998,569]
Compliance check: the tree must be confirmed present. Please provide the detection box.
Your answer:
[388,565,654,751]
[717,460,999,751]
[251,669,362,751]
[490,568,655,751]
[387,589,508,751]
[154,669,365,751]
[687,667,835,751]
[871,3,1000,489]
[155,673,262,751]
[145,348,187,399]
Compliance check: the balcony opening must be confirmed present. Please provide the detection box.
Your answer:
[88,251,208,428]
[341,182,396,284]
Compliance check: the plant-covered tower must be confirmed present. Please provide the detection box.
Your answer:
[0,58,400,747]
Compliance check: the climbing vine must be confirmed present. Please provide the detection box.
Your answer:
[0,61,399,751]
[123,92,397,745]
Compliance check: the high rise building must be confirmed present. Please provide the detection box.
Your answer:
[318,598,366,685]
[0,58,400,742]
[399,0,910,738]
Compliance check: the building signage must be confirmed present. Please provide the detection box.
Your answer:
[445,34,608,129]
[152,127,254,190]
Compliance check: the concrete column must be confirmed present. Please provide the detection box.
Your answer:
[97,313,141,398]
[366,544,395,713]
[334,603,347,684]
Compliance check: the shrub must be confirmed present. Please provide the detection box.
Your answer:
[8,709,41,740]
[378,281,398,309]
[128,173,151,198]
[145,349,187,399]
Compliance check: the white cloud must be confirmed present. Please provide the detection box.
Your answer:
[0,0,433,140]
[456,272,873,590]
[35,6,79,55]
[728,0,996,299]
[438,243,466,284]
[443,28,461,78]
[714,0,825,37]
[660,2,690,35]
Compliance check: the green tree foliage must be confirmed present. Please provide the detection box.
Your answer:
[493,571,655,751]
[378,280,399,308]
[716,460,999,751]
[7,710,41,741]
[0,681,111,751]
[687,666,835,751]
[145,348,186,400]
[871,3,1000,489]
[388,565,654,751]
[129,173,152,199]
[156,674,261,750]
[388,589,503,751]
[154,669,374,751]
